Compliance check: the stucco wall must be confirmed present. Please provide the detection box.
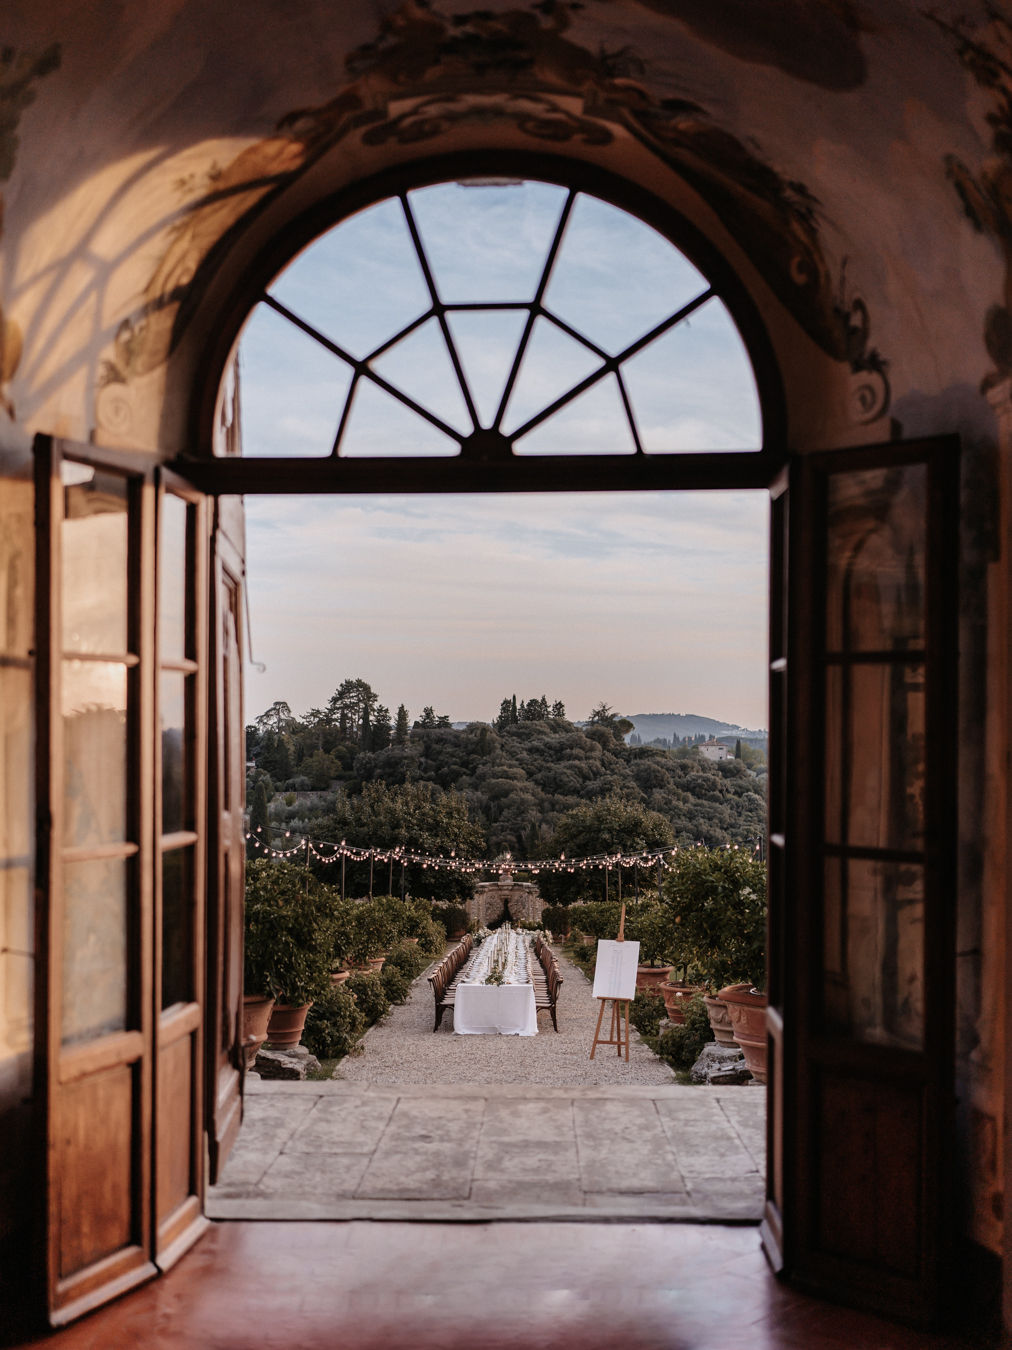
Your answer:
[1,0,1010,1270]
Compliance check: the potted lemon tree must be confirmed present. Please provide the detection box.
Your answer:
[659,847,767,1078]
[244,859,336,1051]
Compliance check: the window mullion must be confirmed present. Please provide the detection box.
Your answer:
[493,189,576,434]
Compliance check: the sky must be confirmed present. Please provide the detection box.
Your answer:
[237,180,770,731]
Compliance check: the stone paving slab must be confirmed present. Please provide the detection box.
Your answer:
[211,945,765,1222]
[210,1081,765,1222]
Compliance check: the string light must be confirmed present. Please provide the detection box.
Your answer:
[242,824,765,875]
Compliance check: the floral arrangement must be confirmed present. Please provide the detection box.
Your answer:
[459,923,532,987]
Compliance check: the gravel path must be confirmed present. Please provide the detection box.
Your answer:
[334,943,676,1087]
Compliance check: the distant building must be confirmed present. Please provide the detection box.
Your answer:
[699,740,729,761]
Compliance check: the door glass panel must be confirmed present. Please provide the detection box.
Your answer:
[61,469,129,655]
[159,495,188,662]
[62,660,128,847]
[824,663,926,850]
[825,464,926,653]
[161,846,193,1009]
[62,856,128,1044]
[821,858,924,1050]
[160,671,188,835]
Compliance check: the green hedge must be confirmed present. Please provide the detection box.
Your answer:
[346,970,390,1025]
[302,984,366,1060]
[654,995,714,1069]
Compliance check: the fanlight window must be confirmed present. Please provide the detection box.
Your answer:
[236,180,761,461]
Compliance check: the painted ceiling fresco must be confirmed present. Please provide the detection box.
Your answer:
[932,4,1012,391]
[1,0,1006,444]
[0,43,60,419]
[94,0,889,429]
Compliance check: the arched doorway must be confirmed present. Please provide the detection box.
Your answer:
[33,146,959,1330]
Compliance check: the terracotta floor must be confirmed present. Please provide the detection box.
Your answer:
[10,1221,997,1350]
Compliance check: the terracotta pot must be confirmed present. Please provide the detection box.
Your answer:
[242,993,276,1069]
[330,970,350,986]
[718,983,768,1083]
[405,936,419,945]
[265,1000,312,1049]
[702,993,737,1046]
[635,964,674,992]
[366,956,385,973]
[660,982,705,1024]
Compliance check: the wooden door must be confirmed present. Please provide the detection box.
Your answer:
[152,472,210,1267]
[35,440,158,1324]
[35,440,216,1324]
[205,516,245,1183]
[764,437,959,1325]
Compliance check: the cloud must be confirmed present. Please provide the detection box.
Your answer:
[237,179,770,728]
[243,491,769,729]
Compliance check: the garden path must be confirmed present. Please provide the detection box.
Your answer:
[210,946,766,1222]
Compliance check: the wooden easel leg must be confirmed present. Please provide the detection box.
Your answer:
[589,996,608,1059]
[623,1000,630,1061]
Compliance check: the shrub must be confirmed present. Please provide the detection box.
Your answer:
[346,970,390,1025]
[567,901,623,940]
[659,848,767,991]
[302,984,366,1059]
[244,859,336,1005]
[629,989,666,1040]
[417,916,447,956]
[400,897,439,940]
[624,901,679,968]
[381,965,411,1005]
[436,903,470,934]
[385,940,428,980]
[542,904,571,936]
[655,995,714,1070]
[348,896,400,963]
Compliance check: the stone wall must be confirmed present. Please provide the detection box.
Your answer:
[468,881,544,928]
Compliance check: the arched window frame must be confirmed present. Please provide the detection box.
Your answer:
[178,152,787,496]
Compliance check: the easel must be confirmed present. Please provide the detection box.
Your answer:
[589,903,631,1061]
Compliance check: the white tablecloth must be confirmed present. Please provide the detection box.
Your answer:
[454,982,537,1036]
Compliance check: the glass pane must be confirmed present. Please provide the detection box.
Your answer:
[61,467,128,655]
[238,302,351,458]
[0,666,32,862]
[514,375,636,456]
[544,193,708,355]
[62,660,128,847]
[162,846,194,1008]
[502,318,602,435]
[62,856,128,1044]
[409,180,568,303]
[159,495,188,662]
[0,475,33,659]
[445,310,529,428]
[826,463,927,652]
[825,663,925,850]
[161,671,188,835]
[1,865,33,1061]
[822,858,924,1050]
[621,298,762,451]
[371,318,472,435]
[269,196,430,358]
[340,381,460,457]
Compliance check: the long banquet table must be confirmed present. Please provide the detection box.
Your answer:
[453,929,538,1036]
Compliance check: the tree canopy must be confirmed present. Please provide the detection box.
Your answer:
[246,678,766,891]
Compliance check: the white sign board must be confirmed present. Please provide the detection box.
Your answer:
[592,940,640,1001]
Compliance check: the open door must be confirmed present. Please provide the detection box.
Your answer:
[764,436,959,1325]
[34,438,214,1324]
[204,510,246,1183]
